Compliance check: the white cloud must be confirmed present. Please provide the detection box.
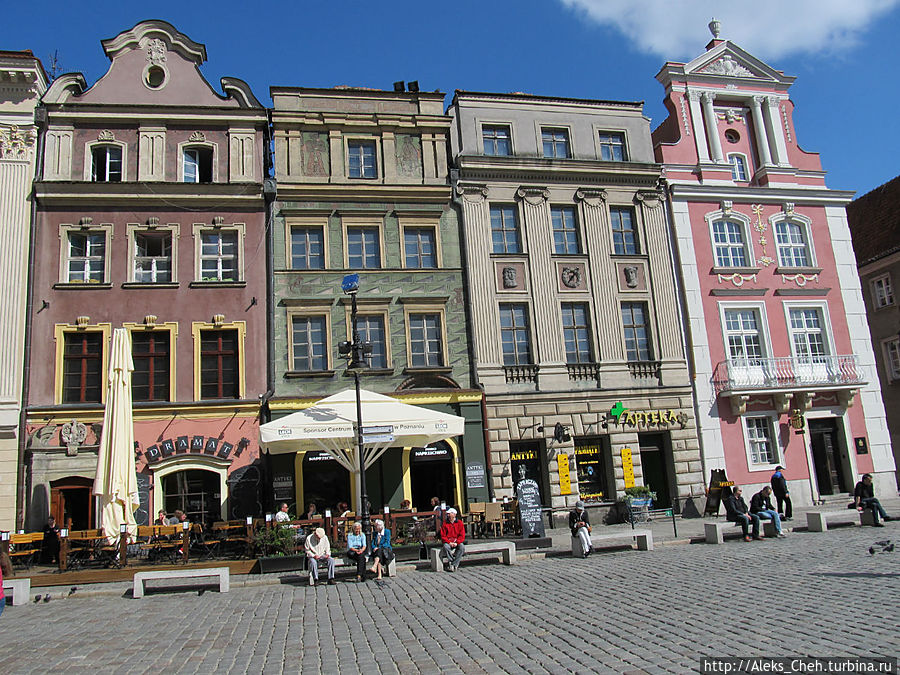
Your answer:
[559,0,900,60]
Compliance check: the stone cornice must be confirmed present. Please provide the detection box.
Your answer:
[44,106,267,125]
[455,155,661,187]
[275,183,451,203]
[668,182,855,205]
[34,181,264,207]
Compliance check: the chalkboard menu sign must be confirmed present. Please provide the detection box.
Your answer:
[703,469,733,516]
[135,471,151,526]
[515,478,545,538]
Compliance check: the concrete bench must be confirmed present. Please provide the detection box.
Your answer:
[571,529,654,556]
[339,555,396,578]
[704,520,779,544]
[133,567,229,598]
[807,510,871,532]
[430,541,516,572]
[3,578,30,606]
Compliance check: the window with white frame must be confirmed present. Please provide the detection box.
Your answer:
[404,227,437,269]
[872,274,894,309]
[788,308,829,362]
[91,145,122,182]
[551,206,580,255]
[775,220,811,268]
[746,416,778,465]
[408,313,443,367]
[291,226,325,270]
[712,220,749,267]
[482,125,511,156]
[884,337,900,381]
[728,154,748,181]
[200,230,238,281]
[347,226,381,269]
[598,132,627,161]
[561,302,592,364]
[357,314,388,369]
[724,308,764,363]
[499,303,532,366]
[183,146,213,183]
[347,140,377,179]
[541,128,570,158]
[67,231,106,283]
[490,205,521,254]
[621,302,652,361]
[610,207,638,255]
[134,232,172,283]
[291,315,328,372]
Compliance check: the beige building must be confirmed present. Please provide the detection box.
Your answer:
[449,92,704,518]
[0,51,47,528]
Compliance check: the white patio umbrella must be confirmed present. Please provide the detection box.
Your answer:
[93,328,140,543]
[259,388,466,473]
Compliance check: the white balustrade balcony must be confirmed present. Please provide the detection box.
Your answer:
[713,354,864,395]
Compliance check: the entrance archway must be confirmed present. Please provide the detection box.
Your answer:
[50,476,94,530]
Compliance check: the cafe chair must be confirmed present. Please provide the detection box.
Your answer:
[484,502,503,538]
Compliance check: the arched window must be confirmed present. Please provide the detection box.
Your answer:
[728,153,748,181]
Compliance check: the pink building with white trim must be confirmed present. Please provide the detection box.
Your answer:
[653,26,895,505]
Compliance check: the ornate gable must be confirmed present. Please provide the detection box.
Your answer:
[682,42,793,86]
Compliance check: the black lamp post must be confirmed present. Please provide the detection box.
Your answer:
[338,274,373,535]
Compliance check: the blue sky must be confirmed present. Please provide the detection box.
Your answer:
[8,0,899,196]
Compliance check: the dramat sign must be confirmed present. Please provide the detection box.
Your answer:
[609,401,687,429]
[144,435,250,463]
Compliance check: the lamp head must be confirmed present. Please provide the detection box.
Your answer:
[341,273,360,294]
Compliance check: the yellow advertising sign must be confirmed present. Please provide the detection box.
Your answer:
[558,453,571,495]
[621,446,635,489]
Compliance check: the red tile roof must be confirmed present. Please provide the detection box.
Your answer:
[846,174,900,266]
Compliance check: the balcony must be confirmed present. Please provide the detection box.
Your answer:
[503,364,539,384]
[712,355,865,414]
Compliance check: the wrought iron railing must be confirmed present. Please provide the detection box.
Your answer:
[712,354,863,394]
[503,364,539,384]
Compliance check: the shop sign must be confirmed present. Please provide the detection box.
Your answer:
[412,446,451,462]
[621,447,635,489]
[362,425,394,444]
[272,474,294,501]
[510,449,538,462]
[575,444,606,501]
[557,454,572,496]
[306,451,338,463]
[144,435,250,463]
[609,401,687,429]
[465,461,486,489]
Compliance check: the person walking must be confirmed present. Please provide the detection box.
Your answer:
[770,466,792,520]
[569,500,592,558]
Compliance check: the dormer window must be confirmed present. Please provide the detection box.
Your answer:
[728,154,748,181]
[184,147,213,183]
[91,145,122,182]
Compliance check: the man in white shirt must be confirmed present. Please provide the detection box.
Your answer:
[274,503,291,524]
[304,527,335,586]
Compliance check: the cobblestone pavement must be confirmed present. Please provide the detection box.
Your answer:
[1,522,898,674]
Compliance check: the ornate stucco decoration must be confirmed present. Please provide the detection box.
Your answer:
[189,131,206,143]
[144,315,158,326]
[212,314,226,326]
[635,191,663,209]
[97,130,116,142]
[75,315,90,326]
[751,204,775,267]
[515,187,549,205]
[0,125,36,160]
[574,189,607,208]
[455,182,488,204]
[80,216,93,226]
[700,55,754,77]
[212,216,225,226]
[716,108,746,124]
[782,203,795,216]
[721,201,733,215]
[781,106,792,142]
[718,273,758,287]
[623,265,639,288]
[145,38,168,66]
[147,216,160,227]
[560,267,581,289]
[781,273,819,287]
[502,267,517,288]
[61,420,88,457]
[679,96,691,135]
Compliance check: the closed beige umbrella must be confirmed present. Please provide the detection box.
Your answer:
[93,328,139,543]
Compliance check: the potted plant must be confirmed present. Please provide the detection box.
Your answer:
[618,486,657,524]
[254,524,306,574]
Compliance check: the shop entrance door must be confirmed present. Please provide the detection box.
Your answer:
[410,443,456,511]
[809,418,847,495]
[50,477,94,530]
[638,433,673,508]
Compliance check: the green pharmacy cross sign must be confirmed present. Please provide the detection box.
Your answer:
[609,401,687,429]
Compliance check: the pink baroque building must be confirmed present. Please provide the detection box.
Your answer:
[652,25,895,505]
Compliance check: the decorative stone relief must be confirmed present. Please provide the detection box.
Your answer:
[0,125,36,160]
[700,55,754,77]
[61,420,88,457]
[212,314,226,326]
[456,182,488,204]
[781,106,792,142]
[679,96,691,135]
[516,187,549,205]
[98,130,116,142]
[574,188,607,208]
[189,131,206,143]
[635,191,662,209]
[718,273,758,287]
[687,90,703,102]
[781,273,819,287]
[623,266,639,288]
[751,204,775,267]
[502,267,517,288]
[560,266,581,289]
[782,203,794,216]
[75,315,90,326]
[300,132,328,177]
[616,262,646,292]
[721,200,733,215]
[145,38,168,66]
[395,134,423,178]
[716,108,746,124]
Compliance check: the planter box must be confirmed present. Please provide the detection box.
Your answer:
[256,554,306,575]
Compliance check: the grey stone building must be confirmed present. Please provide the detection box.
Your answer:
[449,91,704,516]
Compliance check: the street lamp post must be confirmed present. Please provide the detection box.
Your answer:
[339,274,373,535]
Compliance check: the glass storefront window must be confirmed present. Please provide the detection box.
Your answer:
[575,439,609,502]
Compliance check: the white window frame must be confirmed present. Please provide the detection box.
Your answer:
[344,137,380,180]
[58,223,114,285]
[404,304,447,369]
[706,209,755,270]
[345,306,392,370]
[287,217,328,271]
[871,273,894,310]
[399,217,442,270]
[126,223,179,284]
[718,302,772,388]
[192,223,246,283]
[782,301,835,359]
[176,141,218,183]
[771,214,816,269]
[741,413,782,469]
[287,310,332,373]
[728,153,748,181]
[84,141,127,182]
[342,216,384,269]
[882,337,900,382]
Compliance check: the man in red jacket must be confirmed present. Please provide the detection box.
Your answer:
[440,507,466,572]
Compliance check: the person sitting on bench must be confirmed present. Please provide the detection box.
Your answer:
[725,487,761,541]
[750,486,786,538]
[304,527,335,586]
[854,474,892,527]
[440,508,466,572]
[569,500,592,558]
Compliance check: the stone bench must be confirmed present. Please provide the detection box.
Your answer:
[571,529,654,556]
[807,510,871,532]
[2,578,30,606]
[339,555,396,578]
[133,567,229,598]
[430,541,516,572]
[704,520,779,544]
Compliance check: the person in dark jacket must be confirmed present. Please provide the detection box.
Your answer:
[770,466,792,520]
[854,474,892,527]
[750,486,786,537]
[569,500,592,558]
[724,487,760,541]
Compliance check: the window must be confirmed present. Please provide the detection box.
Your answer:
[872,275,894,309]
[134,232,172,283]
[200,329,239,399]
[183,147,213,183]
[490,205,520,254]
[347,227,381,269]
[408,313,443,367]
[551,206,580,255]
[775,221,810,267]
[621,302,652,361]
[712,220,749,267]
[404,227,437,269]
[724,309,763,363]
[746,417,778,465]
[67,232,106,283]
[357,315,387,369]
[610,207,638,255]
[62,332,103,403]
[91,145,122,182]
[200,231,238,281]
[499,304,532,366]
[541,128,570,158]
[348,140,377,178]
[598,132,626,161]
[884,338,900,381]
[788,308,828,362]
[132,331,170,402]
[482,125,511,156]
[728,154,748,181]
[562,303,592,364]
[291,316,328,372]
[291,227,325,270]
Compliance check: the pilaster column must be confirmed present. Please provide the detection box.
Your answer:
[750,96,773,167]
[381,131,397,181]
[764,96,789,166]
[687,91,710,163]
[328,129,343,179]
[700,92,724,163]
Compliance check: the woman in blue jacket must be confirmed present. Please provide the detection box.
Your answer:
[371,519,394,580]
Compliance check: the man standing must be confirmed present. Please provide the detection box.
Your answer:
[440,507,466,572]
[569,500,592,558]
[725,487,761,541]
[770,466,792,520]
[854,473,892,527]
[304,527,336,585]
[750,486,786,537]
